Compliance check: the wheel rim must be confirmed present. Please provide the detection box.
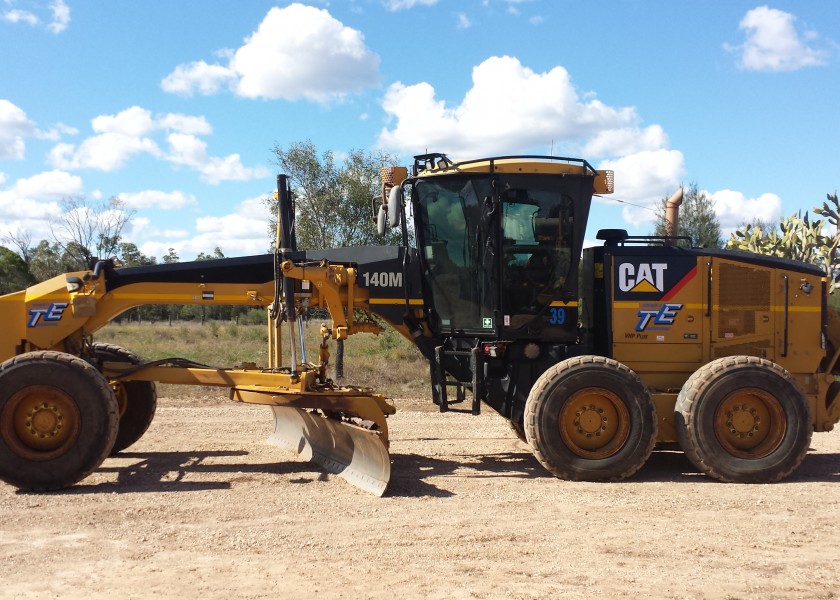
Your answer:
[713,387,786,459]
[111,382,129,418]
[558,388,631,459]
[0,385,82,460]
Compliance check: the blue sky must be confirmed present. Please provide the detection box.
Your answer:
[1,0,838,260]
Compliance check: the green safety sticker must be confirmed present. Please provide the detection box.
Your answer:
[482,317,493,328]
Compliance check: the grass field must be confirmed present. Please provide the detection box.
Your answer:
[95,319,429,399]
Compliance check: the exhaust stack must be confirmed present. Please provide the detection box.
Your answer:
[664,187,684,246]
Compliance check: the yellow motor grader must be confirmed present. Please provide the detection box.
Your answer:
[1,154,839,495]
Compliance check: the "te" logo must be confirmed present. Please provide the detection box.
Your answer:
[635,303,682,331]
[27,303,68,327]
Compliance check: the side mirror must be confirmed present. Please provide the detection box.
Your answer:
[376,204,387,236]
[387,185,402,229]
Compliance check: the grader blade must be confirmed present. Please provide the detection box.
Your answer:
[268,406,391,496]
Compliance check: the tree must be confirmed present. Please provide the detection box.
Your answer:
[195,246,225,261]
[727,192,840,295]
[268,141,401,379]
[653,182,723,248]
[50,196,135,270]
[117,242,156,267]
[0,246,35,294]
[268,140,401,249]
[2,229,34,263]
[162,248,179,264]
[28,240,76,281]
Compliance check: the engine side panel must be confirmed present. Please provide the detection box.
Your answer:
[603,246,825,393]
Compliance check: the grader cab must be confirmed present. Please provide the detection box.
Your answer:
[1,154,839,495]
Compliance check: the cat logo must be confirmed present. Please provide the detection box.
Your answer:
[618,263,667,293]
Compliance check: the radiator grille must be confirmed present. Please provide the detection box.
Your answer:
[716,262,771,338]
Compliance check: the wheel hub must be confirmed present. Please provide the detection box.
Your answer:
[714,388,786,459]
[575,405,608,437]
[725,404,761,438]
[1,385,81,459]
[27,402,65,438]
[559,388,630,459]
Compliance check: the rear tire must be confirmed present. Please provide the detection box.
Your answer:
[674,356,812,483]
[524,355,657,481]
[0,351,119,491]
[91,343,157,454]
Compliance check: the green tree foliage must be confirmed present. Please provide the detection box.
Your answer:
[28,240,77,281]
[268,141,401,379]
[195,246,225,261]
[51,196,135,269]
[117,242,156,267]
[727,192,840,294]
[653,182,723,248]
[0,246,35,294]
[268,140,401,250]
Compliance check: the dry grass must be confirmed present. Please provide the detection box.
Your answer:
[95,320,429,399]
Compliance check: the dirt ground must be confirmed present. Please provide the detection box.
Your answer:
[1,394,839,600]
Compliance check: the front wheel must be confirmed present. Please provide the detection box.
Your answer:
[675,356,812,483]
[0,351,119,491]
[524,355,657,481]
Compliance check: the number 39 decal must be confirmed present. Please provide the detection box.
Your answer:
[549,307,566,325]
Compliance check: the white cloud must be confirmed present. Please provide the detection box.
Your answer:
[583,124,669,157]
[35,122,78,141]
[2,0,69,33]
[710,189,783,233]
[383,0,439,10]
[379,56,643,158]
[138,197,273,259]
[128,217,190,253]
[2,9,38,26]
[91,105,157,136]
[161,61,237,96]
[161,4,380,102]
[378,56,685,231]
[49,107,164,171]
[0,99,36,159]
[158,113,212,136]
[46,106,263,183]
[0,99,77,158]
[50,133,161,171]
[0,170,84,244]
[87,106,212,137]
[456,12,471,29]
[0,194,58,243]
[598,150,686,227]
[118,190,198,210]
[727,6,827,71]
[12,169,84,198]
[165,133,270,184]
[47,0,69,34]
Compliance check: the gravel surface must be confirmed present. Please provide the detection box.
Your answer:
[2,395,839,599]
